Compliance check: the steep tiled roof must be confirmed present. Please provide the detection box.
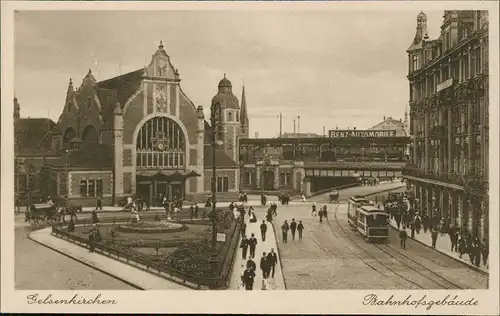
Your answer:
[14,118,55,152]
[47,144,113,170]
[96,69,144,127]
[204,145,238,168]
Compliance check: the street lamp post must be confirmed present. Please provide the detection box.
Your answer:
[209,102,222,281]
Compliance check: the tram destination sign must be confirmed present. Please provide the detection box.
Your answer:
[328,130,397,138]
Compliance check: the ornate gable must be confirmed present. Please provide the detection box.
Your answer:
[144,41,180,81]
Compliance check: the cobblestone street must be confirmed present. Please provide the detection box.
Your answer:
[14,215,135,290]
[271,185,488,290]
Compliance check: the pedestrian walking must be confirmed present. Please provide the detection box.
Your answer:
[399,227,408,249]
[323,205,328,219]
[311,204,317,216]
[473,238,481,267]
[91,210,99,224]
[266,248,278,278]
[240,235,249,260]
[410,219,416,239]
[297,220,304,239]
[194,203,199,218]
[431,228,438,248]
[319,209,324,223]
[246,258,257,272]
[260,220,267,242]
[189,204,195,219]
[260,252,269,279]
[242,267,255,290]
[241,222,247,238]
[88,230,96,252]
[248,206,254,217]
[290,219,297,240]
[96,195,102,211]
[281,220,289,243]
[266,209,273,222]
[481,237,489,267]
[248,233,258,259]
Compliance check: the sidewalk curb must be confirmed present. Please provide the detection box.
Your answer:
[270,221,288,290]
[388,225,489,276]
[362,185,406,199]
[27,230,145,290]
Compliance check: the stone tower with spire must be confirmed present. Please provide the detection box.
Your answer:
[14,97,20,119]
[211,74,241,162]
[240,85,249,139]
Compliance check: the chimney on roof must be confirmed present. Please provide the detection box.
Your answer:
[384,116,386,120]
[353,127,356,130]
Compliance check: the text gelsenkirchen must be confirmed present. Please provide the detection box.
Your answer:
[27,293,117,305]
[363,294,478,311]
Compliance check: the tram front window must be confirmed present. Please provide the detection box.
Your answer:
[367,214,388,227]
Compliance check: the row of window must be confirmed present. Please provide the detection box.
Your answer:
[409,43,486,101]
[136,152,185,169]
[79,179,103,198]
[279,172,292,187]
[305,169,402,178]
[211,176,230,193]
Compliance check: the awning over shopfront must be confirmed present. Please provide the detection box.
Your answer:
[136,170,201,182]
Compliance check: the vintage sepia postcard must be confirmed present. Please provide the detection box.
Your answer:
[1,0,499,314]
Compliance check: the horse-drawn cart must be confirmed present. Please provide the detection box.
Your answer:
[329,190,339,203]
[26,203,59,224]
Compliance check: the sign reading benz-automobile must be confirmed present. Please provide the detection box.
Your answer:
[328,130,397,138]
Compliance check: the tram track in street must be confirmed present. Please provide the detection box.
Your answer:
[323,204,415,289]
[372,243,463,289]
[331,204,463,289]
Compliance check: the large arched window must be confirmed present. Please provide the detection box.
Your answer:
[136,117,186,169]
[82,125,98,143]
[63,127,76,146]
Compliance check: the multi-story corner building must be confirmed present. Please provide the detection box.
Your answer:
[404,11,489,239]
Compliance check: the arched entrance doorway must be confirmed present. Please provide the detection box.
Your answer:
[135,116,186,206]
[263,170,275,191]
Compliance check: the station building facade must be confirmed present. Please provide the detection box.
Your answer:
[403,11,489,239]
[14,43,249,206]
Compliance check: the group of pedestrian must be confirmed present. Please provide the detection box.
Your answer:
[240,249,278,290]
[311,203,328,223]
[280,219,304,243]
[456,229,489,268]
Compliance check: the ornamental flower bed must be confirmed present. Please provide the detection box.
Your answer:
[164,240,213,277]
[116,221,188,234]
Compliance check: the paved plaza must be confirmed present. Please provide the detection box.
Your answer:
[271,200,488,290]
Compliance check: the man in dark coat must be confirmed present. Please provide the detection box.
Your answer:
[194,203,199,218]
[399,228,408,249]
[281,220,289,243]
[88,230,96,252]
[266,248,278,278]
[266,209,273,222]
[319,209,324,223]
[431,228,438,248]
[242,267,255,290]
[248,233,258,259]
[260,220,268,242]
[246,258,257,271]
[297,220,305,239]
[240,235,249,260]
[241,222,247,238]
[189,204,195,219]
[96,195,102,211]
[260,252,269,279]
[290,219,297,240]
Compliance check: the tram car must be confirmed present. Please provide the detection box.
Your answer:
[357,205,390,241]
[347,195,374,230]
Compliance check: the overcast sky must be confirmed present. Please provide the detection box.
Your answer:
[14,10,443,138]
